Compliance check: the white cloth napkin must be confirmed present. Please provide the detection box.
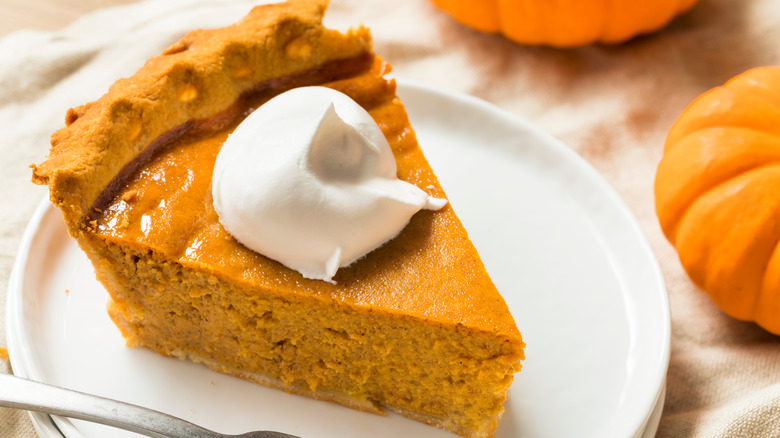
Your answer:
[2,0,780,437]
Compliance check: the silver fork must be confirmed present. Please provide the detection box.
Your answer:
[0,373,300,438]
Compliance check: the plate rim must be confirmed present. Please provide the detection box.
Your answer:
[6,198,67,438]
[398,78,670,437]
[399,79,670,438]
[6,80,670,438]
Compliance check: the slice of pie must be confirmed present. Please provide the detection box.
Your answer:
[31,1,525,437]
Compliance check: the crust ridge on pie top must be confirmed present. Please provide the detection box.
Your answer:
[31,1,525,437]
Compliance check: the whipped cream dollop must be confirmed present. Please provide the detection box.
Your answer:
[212,86,447,283]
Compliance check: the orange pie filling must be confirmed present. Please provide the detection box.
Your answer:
[88,57,520,435]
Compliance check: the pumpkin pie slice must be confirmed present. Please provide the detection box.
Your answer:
[31,1,524,437]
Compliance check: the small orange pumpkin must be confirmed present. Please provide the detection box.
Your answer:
[655,66,780,334]
[429,0,700,48]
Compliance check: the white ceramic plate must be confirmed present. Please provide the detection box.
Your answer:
[7,81,669,438]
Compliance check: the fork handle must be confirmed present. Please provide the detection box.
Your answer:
[0,372,222,438]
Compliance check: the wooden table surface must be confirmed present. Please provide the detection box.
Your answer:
[0,0,138,38]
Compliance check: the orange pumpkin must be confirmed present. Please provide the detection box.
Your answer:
[655,66,780,334]
[429,0,700,47]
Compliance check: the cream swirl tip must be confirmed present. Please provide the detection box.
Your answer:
[211,86,447,283]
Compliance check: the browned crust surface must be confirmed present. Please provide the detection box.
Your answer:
[32,0,371,236]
